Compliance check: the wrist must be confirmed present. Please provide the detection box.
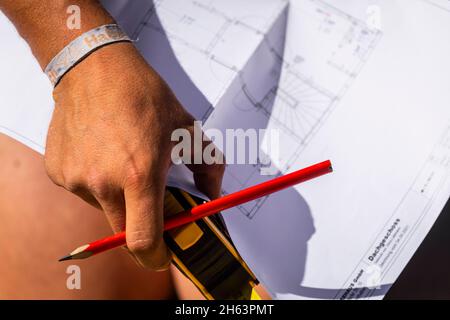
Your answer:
[45,23,131,86]
[53,42,142,102]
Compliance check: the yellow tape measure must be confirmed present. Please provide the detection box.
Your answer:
[164,187,261,300]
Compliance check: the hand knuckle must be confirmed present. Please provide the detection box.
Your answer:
[86,171,110,199]
[127,236,158,255]
[124,166,147,188]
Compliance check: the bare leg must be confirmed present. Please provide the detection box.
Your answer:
[170,266,205,300]
[0,134,174,299]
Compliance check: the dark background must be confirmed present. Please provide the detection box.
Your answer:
[386,197,450,299]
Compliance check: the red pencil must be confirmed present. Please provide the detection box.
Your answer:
[59,160,332,261]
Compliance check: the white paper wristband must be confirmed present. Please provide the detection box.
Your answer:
[44,24,131,87]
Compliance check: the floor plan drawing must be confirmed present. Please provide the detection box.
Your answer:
[203,0,382,218]
[264,0,382,173]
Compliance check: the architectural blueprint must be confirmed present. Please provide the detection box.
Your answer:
[1,0,450,299]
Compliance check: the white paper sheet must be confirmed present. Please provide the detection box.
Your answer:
[1,0,450,299]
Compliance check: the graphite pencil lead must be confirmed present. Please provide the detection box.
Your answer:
[58,254,73,262]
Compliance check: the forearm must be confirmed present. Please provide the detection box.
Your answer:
[0,0,113,68]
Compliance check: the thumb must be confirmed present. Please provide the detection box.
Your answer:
[124,173,171,270]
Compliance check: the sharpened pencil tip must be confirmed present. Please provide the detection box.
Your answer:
[58,254,73,262]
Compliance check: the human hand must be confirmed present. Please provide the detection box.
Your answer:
[45,43,224,269]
